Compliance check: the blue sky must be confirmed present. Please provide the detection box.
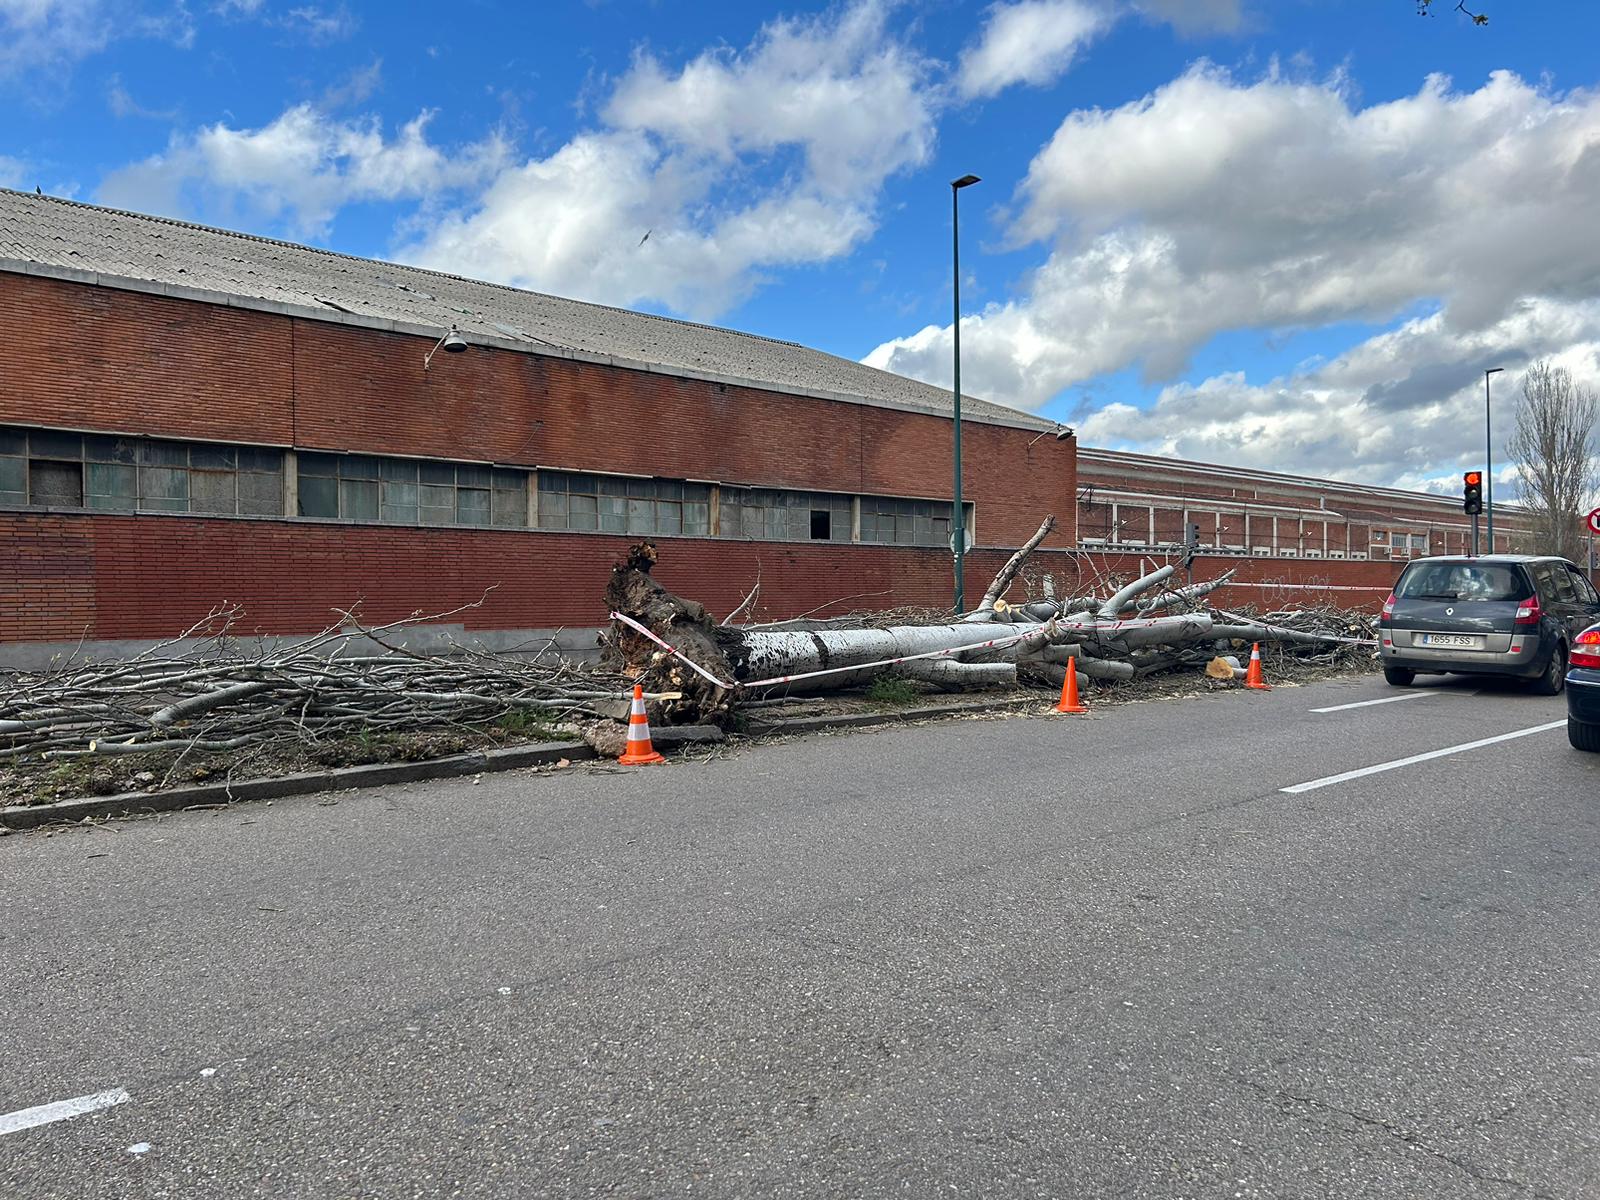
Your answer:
[3,0,1599,492]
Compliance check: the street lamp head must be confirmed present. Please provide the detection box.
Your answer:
[1027,423,1075,447]
[424,324,469,370]
[1486,366,1504,376]
[951,174,981,189]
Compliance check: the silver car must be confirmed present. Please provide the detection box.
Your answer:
[1379,555,1600,694]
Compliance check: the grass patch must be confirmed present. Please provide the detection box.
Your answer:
[494,706,561,738]
[865,675,921,707]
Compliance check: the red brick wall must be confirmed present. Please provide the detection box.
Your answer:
[0,512,1018,644]
[0,275,295,445]
[0,273,1077,550]
[0,512,1408,647]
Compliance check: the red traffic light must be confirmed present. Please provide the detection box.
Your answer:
[1464,471,1483,486]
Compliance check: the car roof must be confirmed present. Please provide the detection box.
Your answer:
[1403,555,1570,565]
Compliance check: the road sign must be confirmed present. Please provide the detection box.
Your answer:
[1588,508,1600,535]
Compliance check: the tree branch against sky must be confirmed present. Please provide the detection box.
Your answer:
[1508,362,1600,562]
[1415,1,1490,26]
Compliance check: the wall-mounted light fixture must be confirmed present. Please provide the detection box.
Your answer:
[1027,424,1075,447]
[424,325,469,370]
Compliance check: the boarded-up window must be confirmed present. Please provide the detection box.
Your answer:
[1113,505,1151,544]
[29,460,82,507]
[1217,512,1246,549]
[1152,507,1185,545]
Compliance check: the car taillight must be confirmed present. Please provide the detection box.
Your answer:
[1573,629,1600,670]
[1380,592,1397,621]
[1514,596,1542,625]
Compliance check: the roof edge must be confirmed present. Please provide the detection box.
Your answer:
[1078,444,1525,512]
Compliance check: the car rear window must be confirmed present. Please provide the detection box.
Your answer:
[1395,561,1533,602]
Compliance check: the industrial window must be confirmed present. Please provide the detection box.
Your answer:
[0,427,282,516]
[1372,529,1428,558]
[538,472,710,537]
[859,496,972,548]
[297,453,527,527]
[722,488,850,542]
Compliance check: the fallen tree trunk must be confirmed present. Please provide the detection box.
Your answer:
[895,661,1017,689]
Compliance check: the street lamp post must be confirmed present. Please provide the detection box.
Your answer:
[1485,367,1504,550]
[950,173,980,612]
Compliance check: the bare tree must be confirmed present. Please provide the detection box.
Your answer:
[1507,361,1600,563]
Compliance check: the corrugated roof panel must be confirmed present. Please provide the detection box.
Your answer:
[0,188,1046,429]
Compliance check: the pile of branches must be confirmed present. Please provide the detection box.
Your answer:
[1,600,635,765]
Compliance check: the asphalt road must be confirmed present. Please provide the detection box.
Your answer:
[3,672,1598,1198]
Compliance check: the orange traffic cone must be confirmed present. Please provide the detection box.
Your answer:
[1054,656,1090,714]
[1244,642,1272,691]
[618,684,667,765]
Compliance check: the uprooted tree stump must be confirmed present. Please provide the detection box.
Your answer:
[602,541,739,727]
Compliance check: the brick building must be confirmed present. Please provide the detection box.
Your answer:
[0,190,1553,665]
[0,190,1077,663]
[1076,446,1536,563]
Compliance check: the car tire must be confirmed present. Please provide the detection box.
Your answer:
[1529,644,1567,696]
[1569,719,1600,753]
[1383,665,1415,687]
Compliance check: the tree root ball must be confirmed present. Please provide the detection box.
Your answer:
[602,541,739,728]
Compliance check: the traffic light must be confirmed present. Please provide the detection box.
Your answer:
[1184,522,1201,547]
[1463,471,1483,515]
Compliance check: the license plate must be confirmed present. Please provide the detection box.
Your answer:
[1421,633,1480,648]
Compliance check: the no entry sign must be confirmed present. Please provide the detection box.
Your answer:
[1589,508,1600,535]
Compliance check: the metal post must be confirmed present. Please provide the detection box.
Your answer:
[1472,513,1480,557]
[1485,367,1503,551]
[949,175,980,611]
[952,184,964,612]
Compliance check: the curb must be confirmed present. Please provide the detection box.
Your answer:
[1,740,594,831]
[1,694,1047,831]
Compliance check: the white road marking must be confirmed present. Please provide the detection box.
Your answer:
[1280,720,1566,794]
[0,1088,130,1136]
[1310,693,1437,713]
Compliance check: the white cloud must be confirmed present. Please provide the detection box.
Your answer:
[1131,0,1244,35]
[106,70,176,118]
[405,1,937,317]
[98,105,510,237]
[1074,302,1600,487]
[83,1,934,317]
[958,0,1111,100]
[866,67,1600,417]
[0,0,112,76]
[275,3,352,45]
[0,152,30,188]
